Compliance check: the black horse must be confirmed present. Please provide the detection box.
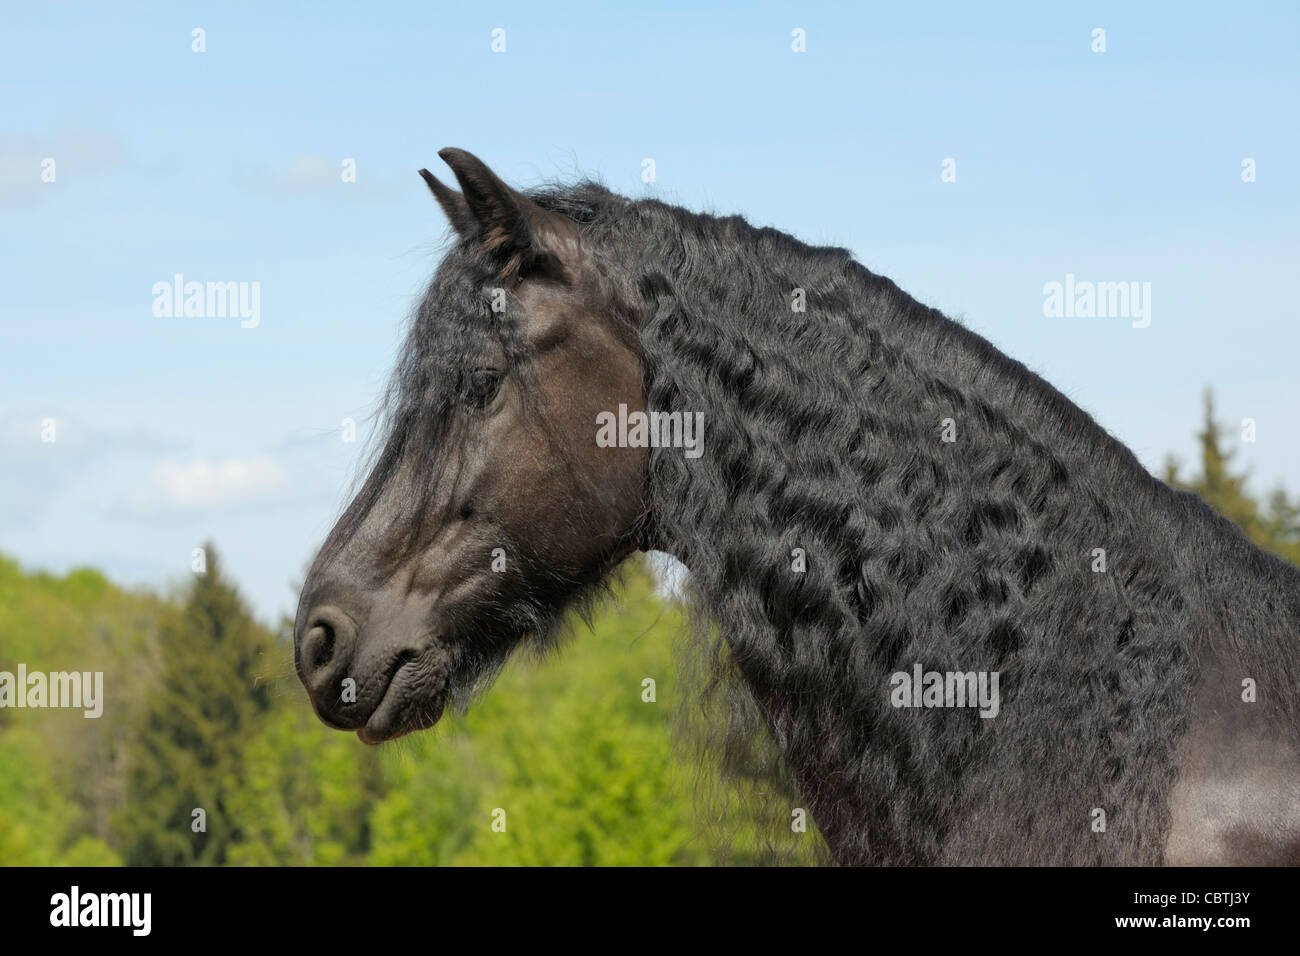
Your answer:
[295,149,1300,865]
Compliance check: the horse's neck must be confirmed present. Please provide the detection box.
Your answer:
[643,246,1204,863]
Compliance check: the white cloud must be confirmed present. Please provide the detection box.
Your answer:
[0,412,180,463]
[0,411,185,530]
[0,129,127,206]
[133,456,290,512]
[234,154,402,200]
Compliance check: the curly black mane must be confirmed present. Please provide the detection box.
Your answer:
[522,182,1300,865]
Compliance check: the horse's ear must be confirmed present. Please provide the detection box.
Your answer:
[419,168,475,237]
[435,147,573,279]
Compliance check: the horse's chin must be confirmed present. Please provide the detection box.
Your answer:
[357,696,445,745]
[355,663,449,745]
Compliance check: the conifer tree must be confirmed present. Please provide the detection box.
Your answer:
[1165,389,1300,566]
[116,544,274,865]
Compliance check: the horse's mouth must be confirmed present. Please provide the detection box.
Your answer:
[356,658,448,745]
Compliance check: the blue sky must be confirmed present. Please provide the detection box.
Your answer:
[2,1,1297,624]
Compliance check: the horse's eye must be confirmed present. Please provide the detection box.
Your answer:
[464,368,502,409]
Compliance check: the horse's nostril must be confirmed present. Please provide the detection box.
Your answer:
[459,501,474,521]
[308,622,335,669]
[297,606,357,695]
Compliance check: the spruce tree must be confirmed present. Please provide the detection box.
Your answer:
[1165,389,1300,566]
[116,544,274,865]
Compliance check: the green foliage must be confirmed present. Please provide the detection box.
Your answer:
[0,721,121,867]
[223,703,383,865]
[0,548,761,866]
[0,554,151,866]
